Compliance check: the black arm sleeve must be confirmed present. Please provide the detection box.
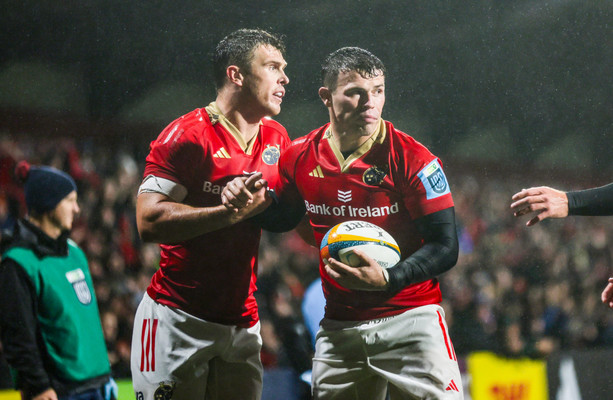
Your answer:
[0,259,52,396]
[567,182,613,216]
[251,194,307,233]
[386,207,459,293]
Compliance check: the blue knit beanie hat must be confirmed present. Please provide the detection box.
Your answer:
[15,161,77,215]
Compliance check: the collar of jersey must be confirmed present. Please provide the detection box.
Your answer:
[205,102,261,154]
[324,119,386,172]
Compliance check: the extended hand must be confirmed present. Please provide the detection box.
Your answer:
[222,172,269,211]
[324,249,389,291]
[510,186,569,226]
[601,278,613,309]
[222,172,272,223]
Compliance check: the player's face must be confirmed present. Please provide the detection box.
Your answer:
[324,70,385,136]
[48,191,79,232]
[242,44,289,117]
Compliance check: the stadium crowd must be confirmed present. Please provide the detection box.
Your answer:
[1,134,612,389]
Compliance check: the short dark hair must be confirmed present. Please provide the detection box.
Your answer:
[213,28,286,90]
[321,47,386,91]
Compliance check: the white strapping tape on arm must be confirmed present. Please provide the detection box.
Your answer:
[138,175,188,203]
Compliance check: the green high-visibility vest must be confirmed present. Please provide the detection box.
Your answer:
[3,239,110,382]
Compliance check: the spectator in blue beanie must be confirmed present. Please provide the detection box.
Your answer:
[0,161,117,400]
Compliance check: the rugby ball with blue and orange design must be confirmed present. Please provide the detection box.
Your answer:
[320,220,401,269]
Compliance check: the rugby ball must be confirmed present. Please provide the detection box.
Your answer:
[320,221,401,269]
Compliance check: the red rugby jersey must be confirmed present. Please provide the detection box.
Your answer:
[143,105,290,327]
[277,120,454,321]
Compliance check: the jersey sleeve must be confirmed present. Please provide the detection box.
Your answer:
[275,138,307,207]
[567,182,613,216]
[399,148,454,219]
[143,119,206,191]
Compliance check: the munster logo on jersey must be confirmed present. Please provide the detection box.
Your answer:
[262,145,281,165]
[65,268,92,305]
[363,165,388,186]
[417,159,450,199]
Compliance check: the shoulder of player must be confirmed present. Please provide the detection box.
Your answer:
[152,108,213,144]
[286,126,325,153]
[385,121,436,158]
[277,127,323,167]
[260,117,291,141]
[260,116,285,132]
[384,121,447,179]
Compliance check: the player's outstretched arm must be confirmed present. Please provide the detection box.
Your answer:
[602,278,613,309]
[385,207,458,292]
[566,182,613,216]
[221,173,307,233]
[137,179,271,244]
[510,186,569,226]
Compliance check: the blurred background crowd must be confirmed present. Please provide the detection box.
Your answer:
[1,134,611,392]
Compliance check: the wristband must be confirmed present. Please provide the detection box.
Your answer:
[382,268,390,289]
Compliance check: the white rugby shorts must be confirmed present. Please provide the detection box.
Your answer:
[130,292,263,400]
[312,304,463,400]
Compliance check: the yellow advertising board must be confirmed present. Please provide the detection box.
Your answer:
[468,351,548,400]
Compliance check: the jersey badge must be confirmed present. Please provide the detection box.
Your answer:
[262,144,281,165]
[363,165,388,186]
[213,147,231,159]
[417,159,450,199]
[65,268,92,305]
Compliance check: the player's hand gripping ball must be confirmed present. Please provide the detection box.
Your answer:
[320,221,401,269]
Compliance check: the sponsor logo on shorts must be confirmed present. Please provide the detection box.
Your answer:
[446,379,460,392]
[154,382,175,400]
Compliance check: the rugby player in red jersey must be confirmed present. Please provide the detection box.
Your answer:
[223,47,463,399]
[130,29,290,400]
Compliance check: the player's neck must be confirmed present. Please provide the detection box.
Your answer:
[329,124,375,153]
[216,93,261,143]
